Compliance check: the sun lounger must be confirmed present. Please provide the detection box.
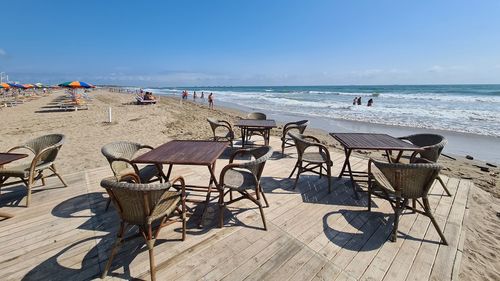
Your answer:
[136,95,157,105]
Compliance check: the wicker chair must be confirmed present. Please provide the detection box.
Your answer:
[368,158,447,245]
[245,112,267,143]
[288,132,333,193]
[100,175,186,281]
[207,118,234,147]
[218,146,273,230]
[398,134,451,196]
[0,134,67,206]
[101,141,163,184]
[281,120,309,155]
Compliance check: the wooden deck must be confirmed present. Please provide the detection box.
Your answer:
[0,137,470,281]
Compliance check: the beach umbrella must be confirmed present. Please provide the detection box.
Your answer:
[58,81,94,88]
[35,83,44,88]
[23,84,34,89]
[7,83,26,89]
[0,83,10,89]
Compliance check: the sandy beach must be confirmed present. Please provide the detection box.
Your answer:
[0,88,498,280]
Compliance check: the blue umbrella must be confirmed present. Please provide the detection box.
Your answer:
[7,83,26,89]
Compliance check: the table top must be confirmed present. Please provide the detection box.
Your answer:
[330,133,424,151]
[235,119,277,128]
[132,140,229,165]
[0,153,28,166]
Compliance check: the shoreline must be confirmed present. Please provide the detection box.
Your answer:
[152,90,500,165]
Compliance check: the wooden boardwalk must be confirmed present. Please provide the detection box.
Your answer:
[0,137,470,281]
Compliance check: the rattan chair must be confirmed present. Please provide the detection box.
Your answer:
[288,132,333,193]
[101,141,163,184]
[207,118,234,147]
[281,120,309,155]
[100,175,186,281]
[245,112,267,143]
[368,158,447,245]
[398,134,451,196]
[0,134,67,206]
[218,146,273,230]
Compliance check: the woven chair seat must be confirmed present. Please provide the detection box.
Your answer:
[0,162,52,178]
[302,151,331,164]
[223,169,256,190]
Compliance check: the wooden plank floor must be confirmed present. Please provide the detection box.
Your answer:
[0,137,470,281]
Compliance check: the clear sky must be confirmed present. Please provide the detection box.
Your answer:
[1,0,500,86]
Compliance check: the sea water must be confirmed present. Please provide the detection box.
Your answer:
[151,84,500,138]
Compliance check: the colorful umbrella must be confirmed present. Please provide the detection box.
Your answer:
[0,83,10,89]
[35,83,44,88]
[7,83,26,89]
[58,81,94,88]
[23,84,34,89]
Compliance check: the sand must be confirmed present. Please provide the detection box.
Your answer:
[0,88,498,280]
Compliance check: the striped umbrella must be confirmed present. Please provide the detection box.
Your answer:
[58,81,94,88]
[7,83,26,89]
[0,83,10,89]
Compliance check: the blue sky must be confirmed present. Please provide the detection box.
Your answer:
[1,0,500,86]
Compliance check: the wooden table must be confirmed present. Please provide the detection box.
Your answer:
[330,133,424,198]
[0,152,28,219]
[132,140,229,224]
[235,119,277,147]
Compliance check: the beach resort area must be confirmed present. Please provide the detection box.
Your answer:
[1,1,499,281]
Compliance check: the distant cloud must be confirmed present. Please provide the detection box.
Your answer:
[0,48,6,56]
[428,65,467,73]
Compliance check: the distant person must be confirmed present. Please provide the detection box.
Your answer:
[201,92,204,99]
[193,91,197,100]
[208,93,214,109]
[352,97,357,105]
[367,98,373,107]
[357,97,362,105]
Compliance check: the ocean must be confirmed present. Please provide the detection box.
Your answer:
[149,84,500,138]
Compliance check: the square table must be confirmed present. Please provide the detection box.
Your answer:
[0,152,28,219]
[330,133,424,198]
[235,119,277,147]
[132,140,229,223]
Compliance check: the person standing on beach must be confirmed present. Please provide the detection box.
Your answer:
[353,97,357,105]
[367,98,373,107]
[201,92,204,99]
[208,93,214,109]
[193,91,197,100]
[357,97,362,105]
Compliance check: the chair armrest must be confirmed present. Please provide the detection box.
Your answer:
[218,120,233,130]
[8,145,35,155]
[219,163,258,188]
[140,144,155,150]
[303,142,332,162]
[303,135,321,143]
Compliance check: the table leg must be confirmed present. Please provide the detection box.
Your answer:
[198,163,220,227]
[339,148,359,199]
[241,127,246,147]
[264,129,270,146]
[165,164,173,181]
[338,148,352,178]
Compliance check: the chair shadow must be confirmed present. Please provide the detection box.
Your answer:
[322,209,393,251]
[20,192,188,280]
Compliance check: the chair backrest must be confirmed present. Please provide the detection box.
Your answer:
[101,141,143,176]
[372,159,441,198]
[25,134,65,164]
[404,134,447,162]
[100,177,178,225]
[237,146,274,180]
[284,120,309,135]
[247,112,266,120]
[287,132,316,157]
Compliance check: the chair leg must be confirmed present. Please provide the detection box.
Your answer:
[105,198,112,211]
[423,197,448,245]
[437,175,451,196]
[327,165,332,194]
[147,241,156,281]
[218,192,225,228]
[281,141,285,155]
[101,222,126,278]
[391,198,406,242]
[412,199,416,213]
[26,181,32,207]
[257,201,267,230]
[260,187,269,208]
[51,164,68,187]
[288,160,299,178]
[293,165,302,189]
[367,183,372,211]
